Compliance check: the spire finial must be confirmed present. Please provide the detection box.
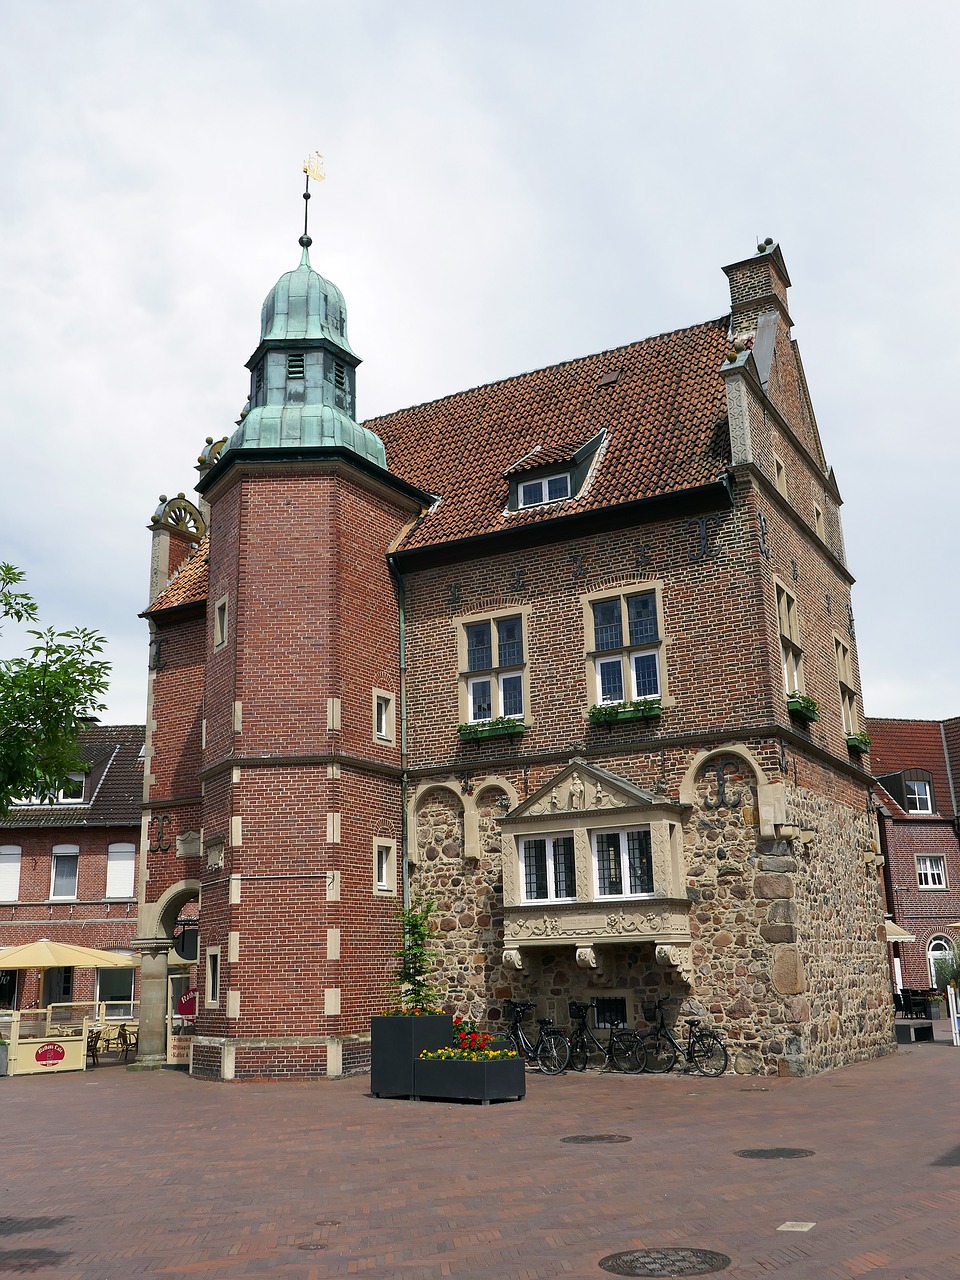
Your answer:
[300,152,325,249]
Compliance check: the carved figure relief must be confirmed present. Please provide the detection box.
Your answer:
[568,772,585,810]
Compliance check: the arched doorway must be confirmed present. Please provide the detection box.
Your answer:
[927,935,954,987]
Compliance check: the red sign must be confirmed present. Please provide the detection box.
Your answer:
[35,1042,66,1065]
[176,988,197,1017]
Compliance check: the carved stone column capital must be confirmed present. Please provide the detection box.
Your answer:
[502,948,525,972]
[655,943,694,984]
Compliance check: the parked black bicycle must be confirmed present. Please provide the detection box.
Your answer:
[502,1000,570,1075]
[567,1000,647,1073]
[640,997,728,1076]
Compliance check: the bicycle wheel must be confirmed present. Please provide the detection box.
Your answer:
[689,1029,728,1076]
[611,1031,647,1074]
[506,1030,529,1063]
[569,1030,590,1072]
[641,1032,678,1073]
[536,1029,570,1075]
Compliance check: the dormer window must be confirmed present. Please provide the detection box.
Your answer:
[518,472,571,508]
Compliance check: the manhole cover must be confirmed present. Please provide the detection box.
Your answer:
[562,1134,632,1144]
[736,1147,814,1159]
[598,1247,731,1276]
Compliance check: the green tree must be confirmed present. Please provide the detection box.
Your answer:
[0,563,110,814]
[394,896,440,1011]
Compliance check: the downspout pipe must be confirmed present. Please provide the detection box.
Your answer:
[386,552,410,912]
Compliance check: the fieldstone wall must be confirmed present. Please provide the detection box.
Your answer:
[685,750,894,1075]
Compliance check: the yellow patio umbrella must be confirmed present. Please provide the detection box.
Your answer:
[0,939,139,969]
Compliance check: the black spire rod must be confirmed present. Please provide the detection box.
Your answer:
[300,153,325,249]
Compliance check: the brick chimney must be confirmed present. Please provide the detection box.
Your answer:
[722,238,792,339]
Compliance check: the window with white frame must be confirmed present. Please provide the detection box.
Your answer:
[0,846,21,902]
[205,947,221,1007]
[917,855,946,889]
[460,612,527,723]
[906,778,934,814]
[50,845,80,900]
[13,772,86,806]
[835,637,858,735]
[592,826,653,897]
[373,690,396,744]
[518,472,571,508]
[374,839,396,895]
[589,590,661,705]
[777,583,804,697]
[519,834,576,902]
[106,843,136,898]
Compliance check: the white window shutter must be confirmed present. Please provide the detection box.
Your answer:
[0,848,21,901]
[106,844,136,898]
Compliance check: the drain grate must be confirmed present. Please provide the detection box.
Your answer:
[315,1219,341,1226]
[562,1134,632,1144]
[736,1147,814,1159]
[598,1247,731,1276]
[298,1243,328,1251]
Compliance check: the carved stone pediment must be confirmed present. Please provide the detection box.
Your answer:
[502,898,691,949]
[503,758,684,826]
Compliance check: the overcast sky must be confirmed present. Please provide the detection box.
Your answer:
[1,1,957,725]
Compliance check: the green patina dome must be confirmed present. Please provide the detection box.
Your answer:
[258,246,358,356]
[224,243,386,468]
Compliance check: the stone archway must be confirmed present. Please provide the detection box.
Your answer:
[136,879,201,1066]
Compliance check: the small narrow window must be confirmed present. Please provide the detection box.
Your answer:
[255,359,265,395]
[214,596,228,650]
[814,504,825,539]
[205,947,221,1007]
[774,455,788,497]
[286,353,304,379]
[334,362,346,391]
[374,693,395,743]
[373,839,396,894]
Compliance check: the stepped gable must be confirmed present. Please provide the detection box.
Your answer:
[366,316,733,552]
[147,537,210,613]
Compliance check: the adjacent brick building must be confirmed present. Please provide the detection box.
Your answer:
[0,722,144,1012]
[867,716,960,989]
[138,231,893,1079]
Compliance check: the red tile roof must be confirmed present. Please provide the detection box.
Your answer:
[369,317,733,553]
[866,717,955,818]
[0,724,144,829]
[147,538,210,614]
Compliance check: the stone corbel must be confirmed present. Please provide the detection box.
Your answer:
[502,948,525,972]
[575,946,601,972]
[655,943,694,985]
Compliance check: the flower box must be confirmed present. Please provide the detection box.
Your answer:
[457,718,526,742]
[846,733,871,753]
[413,1056,526,1104]
[786,695,818,723]
[588,700,662,726]
[370,1014,453,1098]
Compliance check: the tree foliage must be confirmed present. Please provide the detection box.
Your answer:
[394,895,439,1011]
[0,564,110,814]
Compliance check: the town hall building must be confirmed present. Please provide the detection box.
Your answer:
[137,226,894,1079]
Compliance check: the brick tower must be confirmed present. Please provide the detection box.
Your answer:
[139,215,431,1078]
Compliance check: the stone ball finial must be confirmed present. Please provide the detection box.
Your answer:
[299,234,312,248]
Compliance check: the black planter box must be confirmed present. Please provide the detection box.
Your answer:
[413,1057,525,1104]
[370,1014,453,1098]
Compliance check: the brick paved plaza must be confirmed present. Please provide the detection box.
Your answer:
[2,1034,959,1279]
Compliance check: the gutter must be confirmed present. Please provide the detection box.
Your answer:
[386,552,410,913]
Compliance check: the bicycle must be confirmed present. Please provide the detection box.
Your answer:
[640,998,728,1076]
[567,1001,646,1074]
[502,999,571,1075]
